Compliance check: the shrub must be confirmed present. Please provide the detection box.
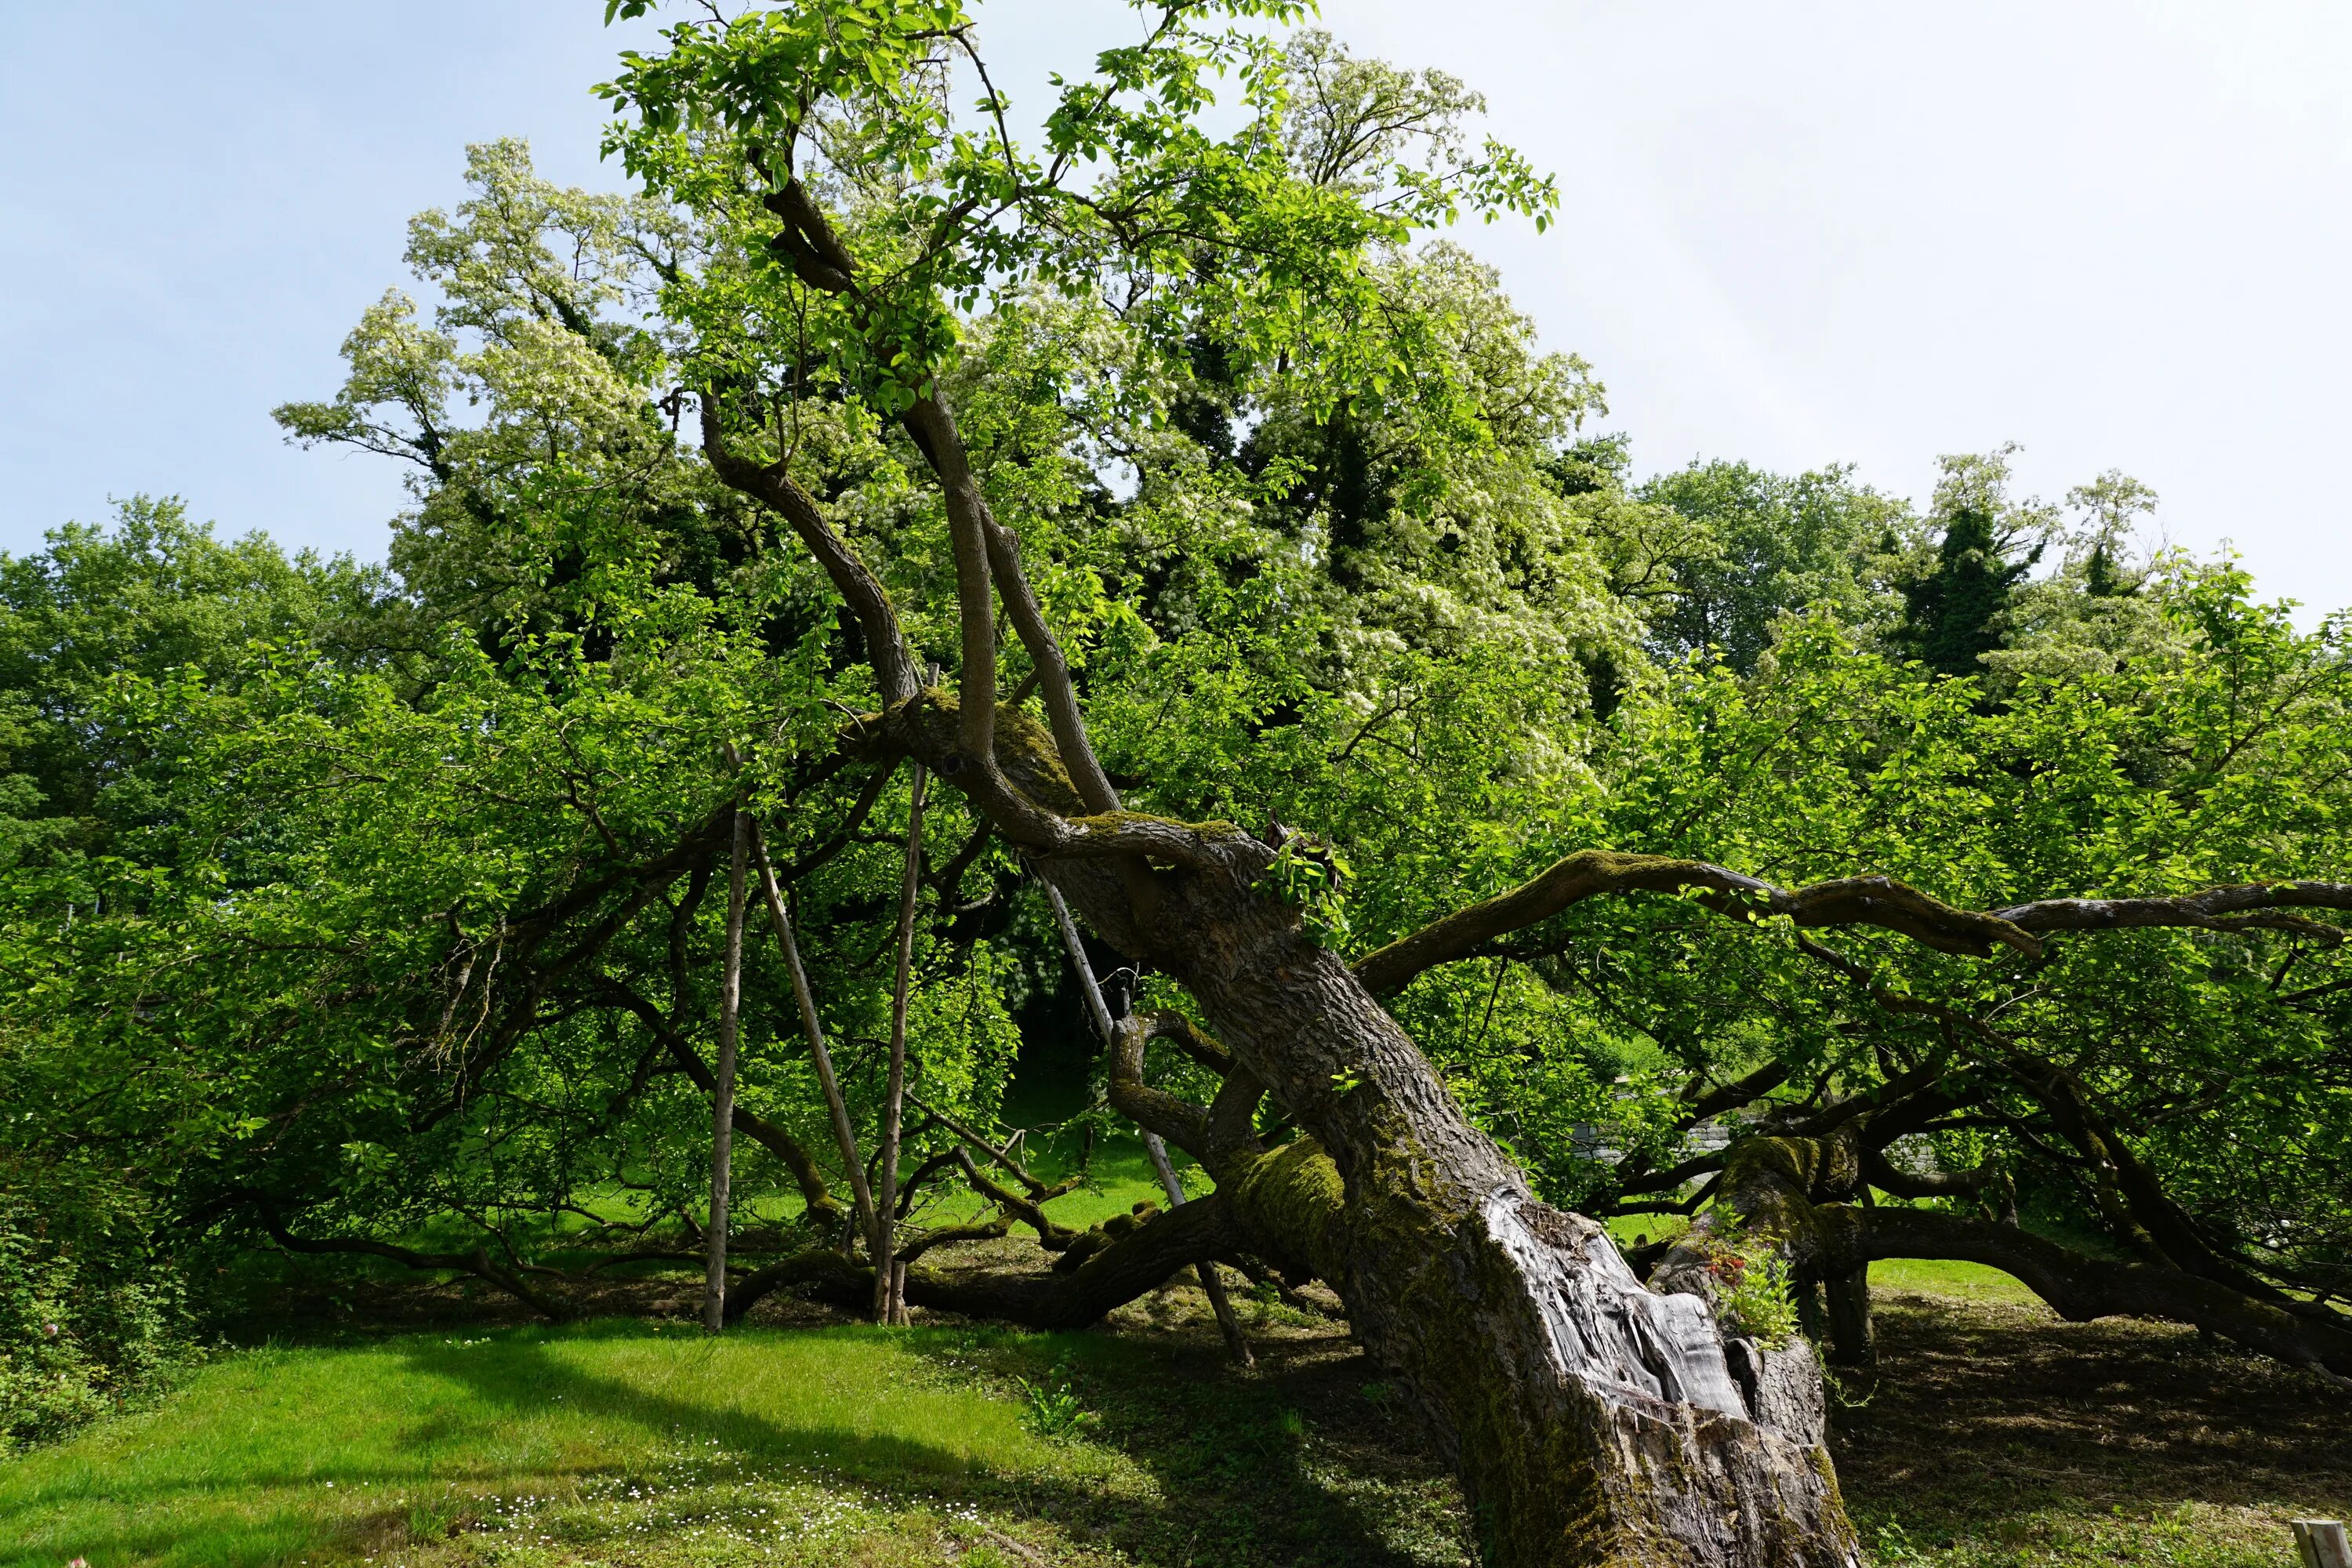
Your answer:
[1699,1231,1802,1350]
[0,1179,196,1450]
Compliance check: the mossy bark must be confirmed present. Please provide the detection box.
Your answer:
[1651,1126,2352,1384]
[860,693,1862,1566]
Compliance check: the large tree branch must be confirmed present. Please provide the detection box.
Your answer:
[1362,855,2352,997]
[1356,855,2038,996]
[242,1191,572,1321]
[1104,1012,1214,1160]
[855,689,1274,881]
[721,1189,1242,1330]
[1814,1203,2352,1382]
[699,397,920,704]
[1992,881,2352,942]
[1794,935,2315,1299]
[754,165,1120,820]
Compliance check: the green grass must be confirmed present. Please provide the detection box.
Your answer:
[15,1186,2336,1568]
[1867,1256,2040,1306]
[1,1312,1469,1568]
[0,1321,1136,1568]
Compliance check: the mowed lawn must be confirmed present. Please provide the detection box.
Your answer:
[0,1323,1142,1568]
[9,1252,2344,1568]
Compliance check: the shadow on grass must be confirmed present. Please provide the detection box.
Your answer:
[396,1320,1015,1480]
[1835,1293,2352,1553]
[909,1319,1473,1568]
[419,1317,1468,1567]
[0,1322,1047,1568]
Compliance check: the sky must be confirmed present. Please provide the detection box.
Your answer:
[5,2,2350,615]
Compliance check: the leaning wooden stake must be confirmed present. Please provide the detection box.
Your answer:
[875,760,927,1325]
[2296,1520,2352,1568]
[1044,881,1251,1367]
[702,797,750,1333]
[752,823,878,1259]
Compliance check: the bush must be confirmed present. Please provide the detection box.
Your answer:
[0,1181,196,1450]
[1700,1232,1802,1351]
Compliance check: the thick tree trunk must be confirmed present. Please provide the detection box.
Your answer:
[1173,931,1856,1567]
[893,694,1860,1567]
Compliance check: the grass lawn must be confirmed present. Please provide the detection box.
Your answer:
[0,1307,1465,1568]
[5,1322,1098,1567]
[1863,1258,2039,1306]
[7,1247,2343,1568]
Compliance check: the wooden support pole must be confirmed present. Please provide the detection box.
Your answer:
[753,823,879,1258]
[702,795,750,1333]
[2296,1520,2352,1568]
[876,760,927,1326]
[1044,881,1252,1367]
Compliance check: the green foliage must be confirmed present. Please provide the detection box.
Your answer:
[1265,833,1355,948]
[1895,448,2049,677]
[1639,459,1909,672]
[2,0,2346,1386]
[0,496,400,869]
[0,1182,193,1451]
[1703,1240,1800,1351]
[1014,1361,1098,1439]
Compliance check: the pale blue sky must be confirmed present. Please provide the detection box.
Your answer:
[6,2,2350,615]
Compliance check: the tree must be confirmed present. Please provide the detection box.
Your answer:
[1639,459,1907,673]
[10,8,2349,1566]
[1893,447,2049,677]
[572,5,2352,1560]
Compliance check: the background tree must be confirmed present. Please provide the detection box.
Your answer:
[1893,445,2049,677]
[1638,459,1907,673]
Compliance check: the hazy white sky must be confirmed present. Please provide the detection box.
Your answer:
[5,2,2349,614]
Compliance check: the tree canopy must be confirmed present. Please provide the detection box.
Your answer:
[3,5,2345,1563]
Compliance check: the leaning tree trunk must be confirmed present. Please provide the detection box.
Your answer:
[886,696,1860,1568]
[1168,907,1850,1566]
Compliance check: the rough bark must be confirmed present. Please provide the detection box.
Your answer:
[859,695,1861,1568]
